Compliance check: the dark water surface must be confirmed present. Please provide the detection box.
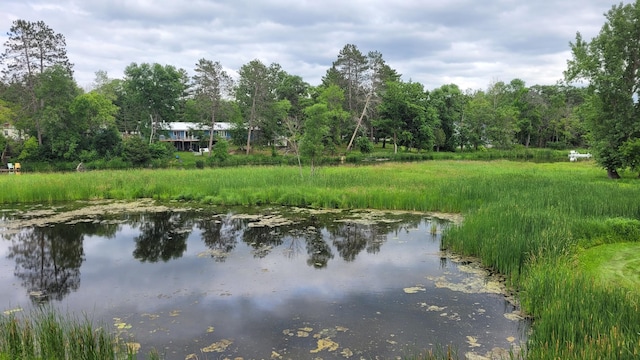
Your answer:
[0,202,527,359]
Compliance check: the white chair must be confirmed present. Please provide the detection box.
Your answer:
[7,163,14,173]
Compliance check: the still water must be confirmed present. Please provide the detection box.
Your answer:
[0,201,527,359]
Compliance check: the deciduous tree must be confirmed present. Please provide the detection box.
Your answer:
[300,103,330,175]
[192,59,234,155]
[122,63,188,144]
[1,20,72,145]
[565,1,640,178]
[235,59,281,154]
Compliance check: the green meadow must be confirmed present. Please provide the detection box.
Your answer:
[1,160,639,359]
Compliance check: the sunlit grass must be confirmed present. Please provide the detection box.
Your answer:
[577,242,640,289]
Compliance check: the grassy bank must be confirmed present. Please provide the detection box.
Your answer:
[0,160,638,359]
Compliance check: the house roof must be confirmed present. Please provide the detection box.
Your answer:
[162,122,233,131]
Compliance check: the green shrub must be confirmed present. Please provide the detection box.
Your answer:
[213,138,230,162]
[356,136,374,154]
[122,137,151,167]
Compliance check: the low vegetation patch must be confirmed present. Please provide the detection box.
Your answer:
[577,242,640,290]
[0,308,159,360]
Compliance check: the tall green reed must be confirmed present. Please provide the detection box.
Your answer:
[0,308,146,360]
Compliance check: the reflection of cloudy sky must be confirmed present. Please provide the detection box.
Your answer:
[1,0,614,90]
[60,222,444,314]
[0,216,524,357]
[0,219,446,314]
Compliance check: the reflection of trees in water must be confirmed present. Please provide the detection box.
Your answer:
[5,221,114,303]
[328,223,372,262]
[242,224,286,258]
[131,212,192,262]
[198,214,241,262]
[304,228,333,269]
[327,216,424,262]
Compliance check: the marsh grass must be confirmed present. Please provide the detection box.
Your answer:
[1,160,639,359]
[0,308,146,359]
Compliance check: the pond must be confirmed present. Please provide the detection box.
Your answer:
[0,200,528,359]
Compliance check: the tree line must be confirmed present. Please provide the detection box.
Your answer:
[1,1,638,177]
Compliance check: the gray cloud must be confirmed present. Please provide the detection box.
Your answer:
[0,0,619,90]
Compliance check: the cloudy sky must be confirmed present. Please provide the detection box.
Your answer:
[1,0,618,91]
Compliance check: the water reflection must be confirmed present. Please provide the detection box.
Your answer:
[197,214,239,262]
[4,221,116,303]
[0,204,526,359]
[1,207,431,303]
[130,212,192,263]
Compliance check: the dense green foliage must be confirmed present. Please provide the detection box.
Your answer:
[1,20,600,175]
[566,0,640,178]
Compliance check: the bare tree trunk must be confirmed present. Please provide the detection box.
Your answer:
[607,168,621,179]
[393,132,398,154]
[149,114,154,145]
[246,127,253,155]
[246,91,257,155]
[346,92,372,152]
[208,109,215,157]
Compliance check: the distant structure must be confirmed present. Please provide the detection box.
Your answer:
[2,122,22,140]
[568,150,592,162]
[158,122,233,151]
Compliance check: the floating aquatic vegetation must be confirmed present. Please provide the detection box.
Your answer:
[403,286,426,294]
[249,214,295,228]
[113,318,132,330]
[426,259,505,295]
[466,346,521,360]
[419,303,446,312]
[232,213,296,228]
[201,338,233,352]
[313,326,345,339]
[466,336,481,347]
[141,313,160,320]
[340,347,353,358]
[441,312,461,321]
[310,338,339,353]
[1,199,173,234]
[503,311,525,321]
[290,207,343,215]
[335,326,348,332]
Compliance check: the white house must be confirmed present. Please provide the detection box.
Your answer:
[158,122,233,151]
[2,122,21,140]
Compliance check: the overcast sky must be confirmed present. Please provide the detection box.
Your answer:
[1,0,618,91]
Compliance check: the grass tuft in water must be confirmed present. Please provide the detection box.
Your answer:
[0,308,154,359]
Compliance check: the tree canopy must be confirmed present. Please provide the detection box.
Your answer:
[565,0,640,178]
